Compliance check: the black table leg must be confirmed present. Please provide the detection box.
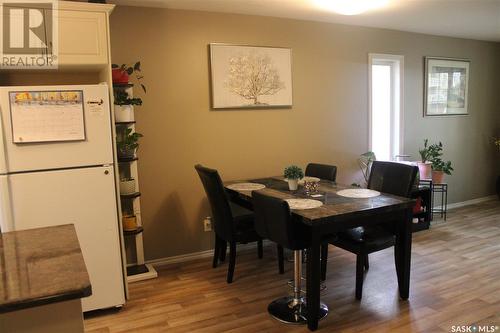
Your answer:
[306,228,321,331]
[395,208,413,299]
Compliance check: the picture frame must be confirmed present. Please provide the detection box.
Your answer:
[209,43,293,109]
[424,57,470,116]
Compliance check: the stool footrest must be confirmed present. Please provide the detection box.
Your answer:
[268,296,328,325]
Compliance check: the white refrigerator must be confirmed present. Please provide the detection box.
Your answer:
[0,84,126,311]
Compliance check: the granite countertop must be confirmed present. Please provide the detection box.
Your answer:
[0,224,92,313]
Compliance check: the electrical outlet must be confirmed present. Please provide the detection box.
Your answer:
[203,217,212,232]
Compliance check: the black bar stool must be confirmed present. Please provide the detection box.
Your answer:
[252,190,328,324]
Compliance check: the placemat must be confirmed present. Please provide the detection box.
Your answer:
[336,189,381,198]
[226,183,266,191]
[285,199,323,210]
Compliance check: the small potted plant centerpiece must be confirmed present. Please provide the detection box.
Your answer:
[120,177,136,195]
[117,128,143,159]
[284,165,304,191]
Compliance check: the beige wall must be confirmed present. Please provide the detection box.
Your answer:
[109,7,500,261]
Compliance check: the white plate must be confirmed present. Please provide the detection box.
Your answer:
[283,176,321,185]
[285,199,323,210]
[336,189,381,198]
[226,183,266,191]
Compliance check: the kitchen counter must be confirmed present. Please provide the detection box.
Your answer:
[0,224,92,332]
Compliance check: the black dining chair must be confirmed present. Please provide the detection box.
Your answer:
[195,164,283,283]
[252,190,328,324]
[322,161,418,300]
[305,163,337,182]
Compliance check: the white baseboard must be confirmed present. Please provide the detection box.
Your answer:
[146,241,269,268]
[146,196,497,268]
[435,195,497,210]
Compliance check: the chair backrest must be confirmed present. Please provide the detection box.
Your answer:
[252,190,308,250]
[194,164,234,241]
[368,161,418,197]
[305,163,337,182]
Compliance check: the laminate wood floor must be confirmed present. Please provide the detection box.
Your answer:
[85,200,500,332]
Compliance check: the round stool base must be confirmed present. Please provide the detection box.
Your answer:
[268,296,328,325]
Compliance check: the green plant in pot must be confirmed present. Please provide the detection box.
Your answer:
[112,61,147,93]
[418,139,443,179]
[117,128,143,159]
[358,151,376,186]
[114,90,143,106]
[114,89,143,123]
[284,165,304,191]
[430,157,453,184]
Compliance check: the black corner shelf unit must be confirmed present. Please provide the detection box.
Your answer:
[120,192,141,199]
[115,121,136,125]
[123,226,144,236]
[113,83,134,88]
[118,156,138,163]
[126,264,150,276]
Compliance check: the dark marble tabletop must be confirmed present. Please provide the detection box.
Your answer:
[0,224,92,313]
[225,176,415,225]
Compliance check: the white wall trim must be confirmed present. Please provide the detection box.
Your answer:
[147,241,270,268]
[367,53,405,159]
[435,195,497,210]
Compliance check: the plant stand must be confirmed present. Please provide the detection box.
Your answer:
[114,83,157,283]
[431,183,448,221]
[419,179,448,221]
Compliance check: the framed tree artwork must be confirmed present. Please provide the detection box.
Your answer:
[209,44,293,109]
[424,57,470,116]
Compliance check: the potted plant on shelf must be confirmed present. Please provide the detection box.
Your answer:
[431,158,453,184]
[284,165,304,191]
[418,139,433,179]
[120,178,136,195]
[358,151,376,187]
[114,90,143,122]
[418,139,444,179]
[112,61,147,93]
[117,128,143,159]
[122,214,138,231]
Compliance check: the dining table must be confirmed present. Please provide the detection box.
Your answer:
[224,176,415,331]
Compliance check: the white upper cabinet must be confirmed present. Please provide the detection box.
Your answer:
[57,10,108,67]
[41,2,114,68]
[0,1,113,70]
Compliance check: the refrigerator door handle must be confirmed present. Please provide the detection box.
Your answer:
[0,176,14,232]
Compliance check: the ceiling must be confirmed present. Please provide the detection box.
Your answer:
[109,0,500,42]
